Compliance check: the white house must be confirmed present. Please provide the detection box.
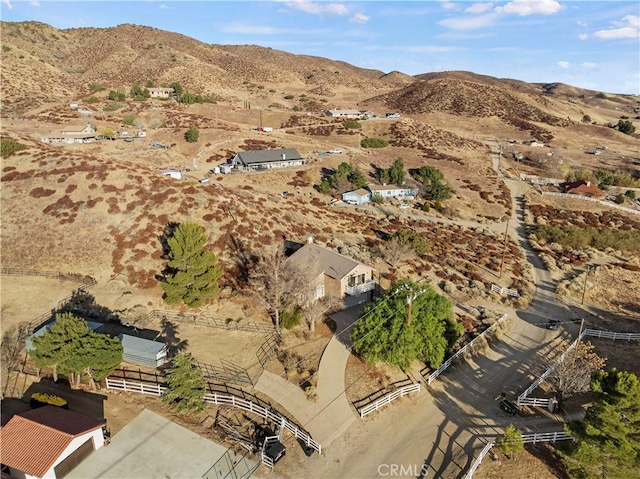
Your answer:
[324,109,363,119]
[41,124,98,145]
[367,184,419,199]
[148,87,175,98]
[341,188,372,205]
[0,406,105,479]
[231,148,305,171]
[158,169,183,180]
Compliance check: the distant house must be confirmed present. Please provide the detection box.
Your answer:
[367,184,419,199]
[529,141,545,147]
[158,168,183,180]
[385,112,401,118]
[231,148,304,171]
[42,124,97,145]
[287,239,375,308]
[341,188,372,205]
[324,109,362,119]
[148,87,175,99]
[560,180,604,198]
[0,406,106,479]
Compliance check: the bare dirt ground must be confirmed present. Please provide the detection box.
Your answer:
[476,443,566,479]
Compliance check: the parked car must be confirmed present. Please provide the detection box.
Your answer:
[328,148,342,154]
[547,319,560,330]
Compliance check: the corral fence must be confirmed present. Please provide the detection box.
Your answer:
[358,383,420,418]
[147,309,276,335]
[540,191,640,216]
[427,314,508,385]
[518,327,640,405]
[196,360,254,387]
[464,431,573,479]
[24,287,92,336]
[104,377,322,454]
[490,284,519,297]
[256,333,280,369]
[0,267,97,286]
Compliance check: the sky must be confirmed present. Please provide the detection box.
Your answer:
[1,0,639,94]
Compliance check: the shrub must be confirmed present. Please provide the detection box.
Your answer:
[616,119,635,135]
[581,114,591,123]
[185,125,199,143]
[30,392,68,408]
[343,120,362,129]
[83,95,99,104]
[269,89,276,93]
[624,189,636,200]
[1,139,28,157]
[103,102,124,112]
[371,193,384,204]
[284,94,294,100]
[293,106,303,112]
[361,138,389,148]
[280,305,302,329]
[89,83,106,92]
[122,114,136,126]
[613,193,625,204]
[108,90,126,101]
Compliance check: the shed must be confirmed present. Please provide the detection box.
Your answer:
[118,334,167,367]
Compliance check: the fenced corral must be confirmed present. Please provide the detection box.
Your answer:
[517,327,640,405]
[0,267,97,286]
[540,191,640,216]
[197,360,254,387]
[148,310,276,335]
[517,397,553,408]
[427,314,508,385]
[464,431,573,479]
[104,377,322,454]
[358,382,420,418]
[490,284,519,297]
[256,333,280,369]
[24,287,92,335]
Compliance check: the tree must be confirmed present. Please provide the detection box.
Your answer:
[350,279,461,370]
[103,128,115,139]
[248,243,312,332]
[616,119,636,135]
[495,424,525,459]
[129,83,150,100]
[388,158,405,185]
[624,189,636,200]
[162,352,206,413]
[185,125,199,143]
[108,89,126,101]
[382,236,413,267]
[544,341,606,401]
[361,138,389,148]
[562,369,640,478]
[29,312,122,388]
[348,168,368,188]
[411,165,452,200]
[160,222,223,307]
[303,296,343,333]
[582,114,592,123]
[169,81,184,96]
[613,193,626,204]
[122,114,136,126]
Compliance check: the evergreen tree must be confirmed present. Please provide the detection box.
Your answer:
[616,119,636,135]
[495,424,525,459]
[388,158,405,185]
[160,222,223,307]
[162,352,206,413]
[65,333,122,390]
[348,169,368,188]
[350,279,461,370]
[185,125,199,143]
[562,369,640,478]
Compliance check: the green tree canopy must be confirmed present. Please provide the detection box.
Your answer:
[129,83,150,100]
[108,89,126,101]
[160,222,223,307]
[411,165,452,200]
[169,81,184,96]
[162,352,206,413]
[495,424,525,459]
[562,369,640,479]
[616,119,636,135]
[29,312,122,389]
[319,162,368,195]
[185,125,199,143]
[350,279,461,370]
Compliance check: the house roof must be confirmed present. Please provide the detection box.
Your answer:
[327,109,362,115]
[0,406,104,477]
[147,87,174,93]
[118,334,166,356]
[367,184,417,192]
[288,242,373,281]
[344,188,371,198]
[560,180,604,197]
[234,148,302,165]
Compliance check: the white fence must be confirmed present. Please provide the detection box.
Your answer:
[427,314,508,385]
[541,191,640,216]
[517,397,553,408]
[518,327,640,405]
[359,383,421,418]
[465,431,573,479]
[490,284,520,297]
[105,378,322,454]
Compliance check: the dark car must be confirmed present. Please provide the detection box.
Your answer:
[547,319,560,330]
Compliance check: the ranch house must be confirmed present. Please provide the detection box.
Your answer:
[231,148,305,171]
[148,87,175,98]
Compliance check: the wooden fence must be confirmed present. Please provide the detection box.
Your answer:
[464,431,573,479]
[0,267,97,286]
[358,383,421,418]
[105,377,322,454]
[148,309,276,335]
[427,314,508,385]
[540,192,640,216]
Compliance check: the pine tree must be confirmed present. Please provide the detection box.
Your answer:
[495,424,525,459]
[562,369,640,478]
[160,222,223,307]
[162,352,206,413]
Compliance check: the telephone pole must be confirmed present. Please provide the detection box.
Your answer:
[580,267,591,305]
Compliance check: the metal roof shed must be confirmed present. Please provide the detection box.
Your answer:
[118,334,167,368]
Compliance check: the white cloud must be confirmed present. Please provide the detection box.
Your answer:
[594,15,640,40]
[495,0,562,16]
[350,12,369,24]
[30,1,40,6]
[556,61,570,69]
[438,13,498,30]
[582,62,597,69]
[1,0,13,9]
[440,1,459,11]
[282,0,348,16]
[579,33,588,40]
[465,3,493,14]
[577,20,588,28]
[159,4,168,9]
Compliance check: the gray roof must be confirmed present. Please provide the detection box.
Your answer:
[118,334,166,358]
[344,188,371,198]
[368,184,416,192]
[235,148,302,165]
[288,242,373,281]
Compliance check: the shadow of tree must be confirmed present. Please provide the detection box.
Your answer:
[158,318,189,358]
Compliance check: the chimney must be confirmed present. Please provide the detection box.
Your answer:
[585,181,591,187]
[307,236,314,244]
[281,153,286,160]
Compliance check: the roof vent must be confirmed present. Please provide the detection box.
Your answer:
[281,153,286,160]
[307,236,314,244]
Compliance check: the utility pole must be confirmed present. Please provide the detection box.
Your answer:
[499,216,511,279]
[577,317,585,343]
[580,267,591,305]
[407,293,413,328]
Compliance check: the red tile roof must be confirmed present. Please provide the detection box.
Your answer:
[0,406,104,477]
[560,180,604,197]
